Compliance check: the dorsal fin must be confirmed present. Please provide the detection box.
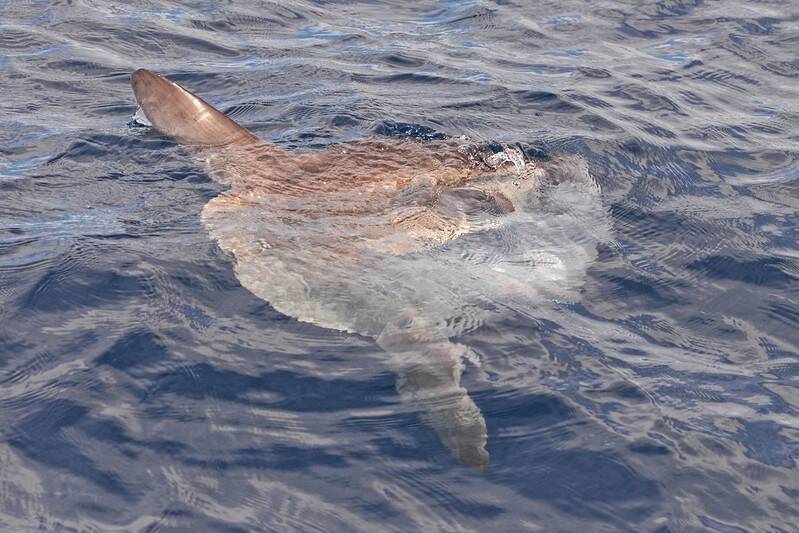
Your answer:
[131,69,260,147]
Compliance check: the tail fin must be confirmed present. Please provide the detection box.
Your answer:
[131,69,260,147]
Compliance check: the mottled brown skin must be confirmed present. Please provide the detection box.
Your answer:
[202,137,519,250]
[207,139,494,198]
[132,69,516,231]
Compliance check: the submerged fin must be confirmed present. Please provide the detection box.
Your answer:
[131,68,260,147]
[378,328,489,471]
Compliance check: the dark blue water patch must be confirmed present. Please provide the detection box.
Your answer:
[89,101,143,117]
[640,122,676,139]
[735,17,782,36]
[686,255,798,288]
[485,392,577,432]
[354,72,467,86]
[763,301,799,330]
[173,518,249,533]
[757,338,799,361]
[95,330,169,371]
[172,302,214,329]
[723,35,799,79]
[644,0,704,18]
[586,380,650,403]
[354,425,428,465]
[379,52,426,69]
[608,201,718,252]
[200,7,306,30]
[327,113,362,128]
[47,137,120,165]
[20,263,146,313]
[610,83,683,113]
[9,400,130,495]
[514,450,659,504]
[736,420,796,468]
[163,70,254,94]
[520,143,550,160]
[539,332,606,372]
[440,99,498,115]
[608,314,683,351]
[46,133,180,166]
[146,26,247,58]
[183,443,350,471]
[594,143,712,197]
[373,121,449,141]
[577,66,612,79]
[628,440,671,456]
[597,272,681,308]
[617,21,662,40]
[187,17,234,33]
[703,148,791,179]
[440,6,497,28]
[38,59,118,78]
[82,416,189,459]
[144,363,395,413]
[511,90,583,113]
[0,351,55,385]
[580,113,624,133]
[699,515,748,533]
[483,391,660,519]
[684,313,749,342]
[620,347,648,356]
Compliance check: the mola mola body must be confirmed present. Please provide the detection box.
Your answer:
[129,68,611,472]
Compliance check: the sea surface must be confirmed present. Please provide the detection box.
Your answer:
[2,1,799,531]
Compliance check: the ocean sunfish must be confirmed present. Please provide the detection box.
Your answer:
[130,68,610,470]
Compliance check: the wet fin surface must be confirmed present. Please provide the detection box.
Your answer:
[131,68,260,147]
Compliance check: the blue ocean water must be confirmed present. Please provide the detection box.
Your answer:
[1,1,799,531]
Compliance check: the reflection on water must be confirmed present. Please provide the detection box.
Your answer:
[1,0,799,531]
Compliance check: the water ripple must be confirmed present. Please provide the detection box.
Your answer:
[1,0,799,530]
